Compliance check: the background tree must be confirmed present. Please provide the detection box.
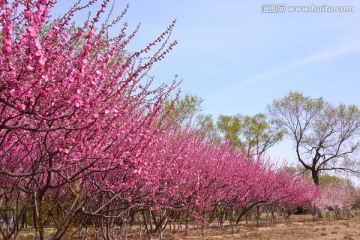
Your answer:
[163,93,203,126]
[294,165,355,187]
[216,115,243,148]
[241,113,285,159]
[268,91,360,185]
[210,114,284,158]
[196,114,220,143]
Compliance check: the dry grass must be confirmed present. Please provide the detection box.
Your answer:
[15,212,360,239]
[166,214,360,240]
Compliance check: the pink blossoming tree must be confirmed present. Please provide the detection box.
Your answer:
[1,1,325,240]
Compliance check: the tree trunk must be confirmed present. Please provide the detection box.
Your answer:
[185,211,189,236]
[143,210,153,240]
[124,217,128,240]
[158,211,163,240]
[21,207,27,229]
[348,209,355,218]
[311,168,319,185]
[34,194,46,240]
[51,196,83,240]
[200,218,206,236]
[94,230,99,240]
[230,206,235,234]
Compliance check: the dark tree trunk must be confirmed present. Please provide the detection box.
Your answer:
[311,169,319,185]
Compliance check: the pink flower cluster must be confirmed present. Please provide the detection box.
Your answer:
[0,1,321,239]
[313,184,355,212]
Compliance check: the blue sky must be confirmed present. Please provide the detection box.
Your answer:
[118,1,360,115]
[53,1,360,165]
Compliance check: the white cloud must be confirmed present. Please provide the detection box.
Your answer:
[213,40,360,100]
[293,42,360,67]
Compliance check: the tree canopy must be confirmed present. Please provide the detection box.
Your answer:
[196,113,284,159]
[268,91,360,185]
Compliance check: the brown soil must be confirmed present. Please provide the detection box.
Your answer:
[167,214,360,240]
[16,213,360,239]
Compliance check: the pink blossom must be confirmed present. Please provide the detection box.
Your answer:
[23,10,32,19]
[0,0,8,8]
[26,65,34,71]
[19,104,26,110]
[38,58,45,65]
[83,43,92,51]
[27,26,37,37]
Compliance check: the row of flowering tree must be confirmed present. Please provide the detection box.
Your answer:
[312,184,357,221]
[0,1,353,240]
[0,0,178,239]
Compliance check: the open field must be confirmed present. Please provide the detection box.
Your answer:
[159,214,360,240]
[14,212,360,239]
[177,217,360,240]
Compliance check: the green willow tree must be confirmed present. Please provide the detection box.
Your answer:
[197,113,284,159]
[241,113,285,158]
[196,114,220,143]
[217,115,242,147]
[268,91,360,185]
[163,93,203,126]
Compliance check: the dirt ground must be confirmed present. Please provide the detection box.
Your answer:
[167,215,360,240]
[15,212,360,239]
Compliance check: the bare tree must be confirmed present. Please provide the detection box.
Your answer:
[268,91,360,185]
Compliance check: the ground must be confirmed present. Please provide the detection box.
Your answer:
[15,211,360,239]
[167,214,360,240]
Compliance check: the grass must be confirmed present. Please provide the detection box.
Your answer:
[343,222,350,227]
[343,233,354,240]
